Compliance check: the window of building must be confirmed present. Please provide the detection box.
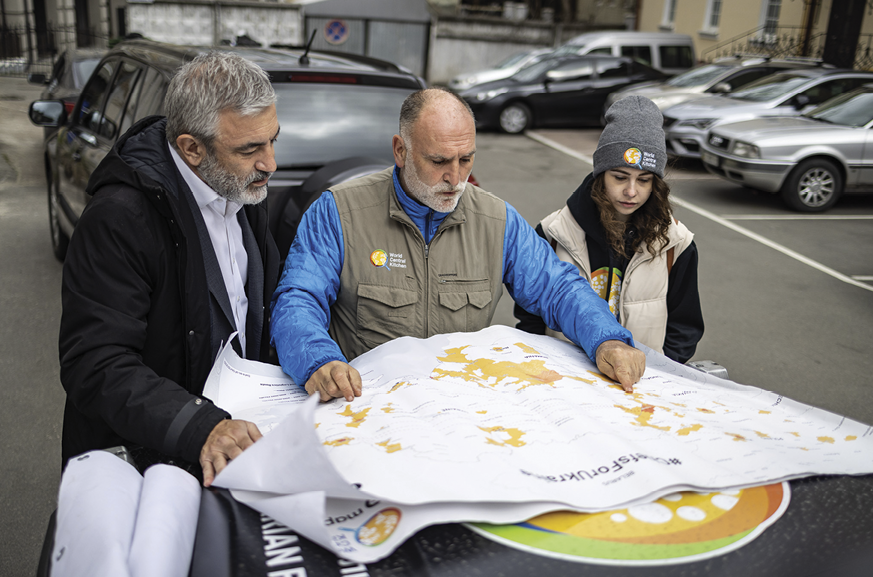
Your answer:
[704,0,723,32]
[661,0,677,30]
[761,0,782,40]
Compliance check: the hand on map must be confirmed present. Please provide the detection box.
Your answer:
[200,419,263,487]
[306,360,363,403]
[595,340,645,393]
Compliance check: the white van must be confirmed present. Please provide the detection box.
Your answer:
[555,31,695,75]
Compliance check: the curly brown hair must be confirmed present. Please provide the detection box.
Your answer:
[590,172,673,259]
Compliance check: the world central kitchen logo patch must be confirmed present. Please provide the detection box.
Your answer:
[370,250,408,271]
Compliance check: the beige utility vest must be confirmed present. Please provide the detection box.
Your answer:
[540,206,693,353]
[328,168,507,361]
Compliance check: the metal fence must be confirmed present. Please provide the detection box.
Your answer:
[702,25,873,70]
[0,25,107,78]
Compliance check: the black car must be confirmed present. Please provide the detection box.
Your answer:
[27,47,105,138]
[457,54,669,134]
[28,39,426,262]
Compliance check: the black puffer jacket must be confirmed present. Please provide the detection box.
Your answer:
[59,116,279,468]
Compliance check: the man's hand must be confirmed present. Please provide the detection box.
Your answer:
[596,340,646,393]
[305,360,362,402]
[200,419,262,487]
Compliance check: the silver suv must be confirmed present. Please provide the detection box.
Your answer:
[661,67,873,159]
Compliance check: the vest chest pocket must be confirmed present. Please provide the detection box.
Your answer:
[356,284,419,347]
[437,279,493,333]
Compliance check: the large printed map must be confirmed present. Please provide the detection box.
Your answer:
[315,328,871,507]
[213,326,873,562]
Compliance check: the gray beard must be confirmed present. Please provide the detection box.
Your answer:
[199,153,270,205]
[403,154,467,213]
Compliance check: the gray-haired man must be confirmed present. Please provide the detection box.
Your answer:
[60,51,280,486]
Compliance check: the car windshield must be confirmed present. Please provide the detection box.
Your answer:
[729,73,811,102]
[73,59,101,88]
[512,59,564,83]
[271,82,410,167]
[666,64,730,87]
[496,51,533,69]
[805,88,873,127]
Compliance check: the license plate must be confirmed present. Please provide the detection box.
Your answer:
[701,151,720,167]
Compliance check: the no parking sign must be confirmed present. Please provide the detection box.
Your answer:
[323,19,349,45]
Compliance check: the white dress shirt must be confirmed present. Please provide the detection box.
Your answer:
[169,143,249,356]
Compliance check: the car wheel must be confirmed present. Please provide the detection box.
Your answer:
[780,158,842,212]
[498,103,531,134]
[48,175,70,261]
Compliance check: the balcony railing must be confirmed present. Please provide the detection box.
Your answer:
[702,25,873,70]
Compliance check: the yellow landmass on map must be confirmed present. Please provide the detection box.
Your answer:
[376,439,402,453]
[338,405,371,428]
[324,437,353,447]
[479,425,527,447]
[388,381,411,394]
[613,403,672,432]
[433,345,595,390]
[676,424,704,436]
[726,433,747,442]
[818,436,835,444]
[846,436,858,441]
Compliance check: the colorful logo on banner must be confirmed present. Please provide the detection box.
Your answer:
[324,19,349,45]
[467,482,790,565]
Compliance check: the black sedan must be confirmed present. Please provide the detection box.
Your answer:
[457,54,669,133]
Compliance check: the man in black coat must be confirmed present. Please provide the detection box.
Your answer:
[59,52,281,486]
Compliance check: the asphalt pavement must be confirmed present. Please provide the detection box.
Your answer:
[1,75,872,576]
[0,77,65,576]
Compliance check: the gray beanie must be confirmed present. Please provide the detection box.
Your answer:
[593,95,666,179]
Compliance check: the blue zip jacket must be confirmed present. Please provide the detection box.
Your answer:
[271,168,633,386]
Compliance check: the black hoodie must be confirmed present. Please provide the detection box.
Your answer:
[59,116,279,472]
[514,173,703,363]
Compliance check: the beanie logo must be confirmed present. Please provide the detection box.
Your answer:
[623,148,642,166]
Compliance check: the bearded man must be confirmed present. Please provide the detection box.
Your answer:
[271,88,645,403]
[59,52,280,486]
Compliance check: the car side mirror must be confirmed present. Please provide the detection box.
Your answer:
[793,93,810,109]
[711,82,731,94]
[27,72,48,85]
[29,100,66,127]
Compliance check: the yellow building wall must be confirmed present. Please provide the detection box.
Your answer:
[636,0,873,63]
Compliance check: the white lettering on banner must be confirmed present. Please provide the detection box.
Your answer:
[261,515,306,570]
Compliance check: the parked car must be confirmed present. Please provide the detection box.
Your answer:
[448,48,554,91]
[700,84,873,212]
[27,39,426,262]
[661,67,873,159]
[27,47,105,138]
[604,55,832,113]
[458,54,668,134]
[553,31,695,75]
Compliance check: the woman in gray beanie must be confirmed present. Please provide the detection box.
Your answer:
[515,95,704,363]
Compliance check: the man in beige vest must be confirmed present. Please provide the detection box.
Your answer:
[271,88,645,402]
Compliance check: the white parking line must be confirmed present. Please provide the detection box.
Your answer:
[525,131,593,165]
[724,215,873,220]
[853,276,873,281]
[527,130,873,293]
[671,197,873,293]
